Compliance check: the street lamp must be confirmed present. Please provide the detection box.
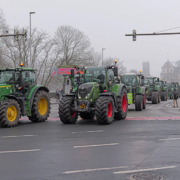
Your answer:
[102,48,105,66]
[30,12,35,68]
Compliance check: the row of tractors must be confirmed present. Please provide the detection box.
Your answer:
[0,61,179,128]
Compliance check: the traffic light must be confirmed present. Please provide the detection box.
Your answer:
[23,29,27,41]
[133,29,136,41]
[14,29,19,41]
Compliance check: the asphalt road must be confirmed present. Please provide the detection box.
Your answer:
[1,99,180,180]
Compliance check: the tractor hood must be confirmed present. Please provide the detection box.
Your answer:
[0,84,12,100]
[78,82,98,99]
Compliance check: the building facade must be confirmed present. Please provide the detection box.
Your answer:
[142,61,150,77]
[160,60,180,83]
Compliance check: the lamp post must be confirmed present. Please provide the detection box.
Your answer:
[30,12,35,68]
[102,48,105,66]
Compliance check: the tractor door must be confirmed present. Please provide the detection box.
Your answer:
[21,71,36,97]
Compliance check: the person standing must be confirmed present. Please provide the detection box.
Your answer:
[173,88,178,107]
[60,89,64,96]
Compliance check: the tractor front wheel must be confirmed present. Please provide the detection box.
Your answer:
[0,99,21,128]
[135,95,143,111]
[29,91,50,122]
[152,92,158,104]
[59,97,77,124]
[114,87,128,120]
[95,96,114,124]
[143,95,146,109]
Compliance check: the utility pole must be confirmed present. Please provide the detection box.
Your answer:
[30,12,35,68]
[125,30,180,41]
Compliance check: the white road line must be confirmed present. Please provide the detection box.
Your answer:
[0,149,40,154]
[73,143,119,148]
[72,130,104,134]
[1,135,37,138]
[62,166,127,174]
[149,105,156,109]
[113,166,176,174]
[159,137,180,141]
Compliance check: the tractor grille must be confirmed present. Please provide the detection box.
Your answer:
[78,84,93,98]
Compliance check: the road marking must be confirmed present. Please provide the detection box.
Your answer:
[87,130,105,133]
[159,137,180,141]
[72,132,85,134]
[149,105,156,108]
[73,143,119,148]
[1,135,37,138]
[72,130,105,134]
[113,166,176,174]
[62,166,127,174]
[0,149,40,154]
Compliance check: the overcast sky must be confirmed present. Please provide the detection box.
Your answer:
[1,0,180,77]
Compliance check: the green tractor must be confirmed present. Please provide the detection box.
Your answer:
[121,73,146,111]
[171,82,180,98]
[0,66,50,128]
[59,62,128,125]
[155,80,168,101]
[165,83,174,99]
[142,77,161,104]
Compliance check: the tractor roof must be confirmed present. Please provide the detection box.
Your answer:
[1,68,35,71]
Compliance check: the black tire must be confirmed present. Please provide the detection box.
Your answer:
[161,92,165,101]
[166,93,168,101]
[29,91,50,122]
[114,87,128,120]
[59,96,77,124]
[135,95,143,111]
[0,99,21,128]
[80,112,95,119]
[152,92,158,104]
[143,95,146,109]
[158,92,161,103]
[95,96,114,125]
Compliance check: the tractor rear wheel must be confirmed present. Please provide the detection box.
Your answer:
[158,92,161,103]
[80,112,95,119]
[135,95,143,111]
[161,92,166,101]
[114,87,128,120]
[29,91,50,122]
[0,99,21,128]
[152,92,158,104]
[59,97,77,124]
[143,95,146,109]
[95,96,114,124]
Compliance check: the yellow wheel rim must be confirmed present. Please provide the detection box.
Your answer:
[6,105,17,122]
[38,97,48,116]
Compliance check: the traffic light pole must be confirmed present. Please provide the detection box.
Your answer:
[125,30,180,41]
[0,32,26,38]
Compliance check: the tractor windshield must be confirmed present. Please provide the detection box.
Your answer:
[85,67,106,83]
[0,70,20,84]
[143,78,153,85]
[121,75,136,86]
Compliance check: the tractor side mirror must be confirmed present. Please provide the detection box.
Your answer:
[71,69,74,78]
[113,66,118,76]
[66,79,69,85]
[157,78,159,82]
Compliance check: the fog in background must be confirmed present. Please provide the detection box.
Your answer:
[1,0,180,77]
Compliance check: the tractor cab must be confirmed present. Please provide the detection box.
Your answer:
[0,68,36,98]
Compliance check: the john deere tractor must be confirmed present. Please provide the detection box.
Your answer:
[0,65,50,128]
[156,80,168,101]
[59,61,128,125]
[121,73,146,111]
[142,77,161,104]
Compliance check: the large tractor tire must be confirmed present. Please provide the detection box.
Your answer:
[95,96,115,125]
[152,92,158,104]
[161,92,167,101]
[59,96,77,124]
[80,112,95,119]
[143,95,146,109]
[135,95,143,111]
[29,90,50,122]
[0,99,21,128]
[158,92,161,103]
[114,87,128,120]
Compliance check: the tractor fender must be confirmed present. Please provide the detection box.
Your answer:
[63,93,76,97]
[4,95,26,115]
[118,84,127,96]
[29,86,49,108]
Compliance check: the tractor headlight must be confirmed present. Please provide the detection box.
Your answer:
[78,94,81,99]
[85,94,90,99]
